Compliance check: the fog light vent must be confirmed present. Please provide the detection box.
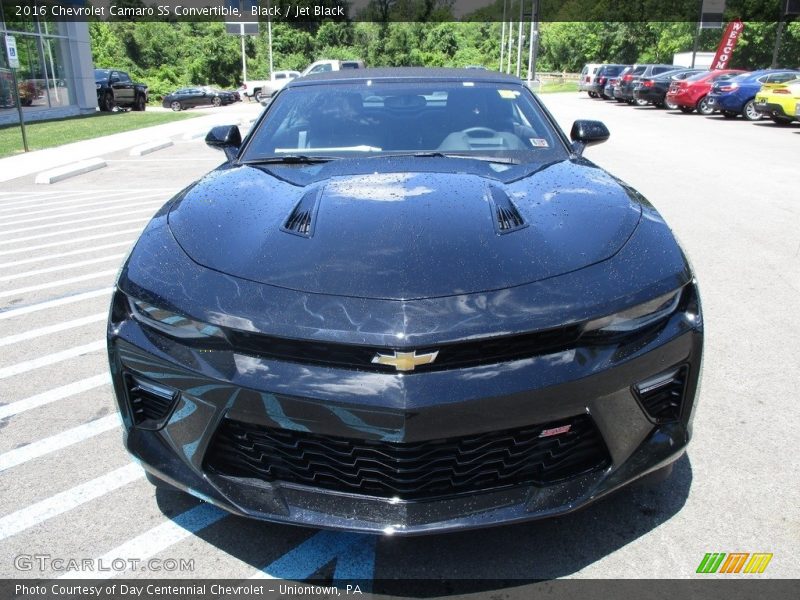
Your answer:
[634,365,688,423]
[125,373,178,428]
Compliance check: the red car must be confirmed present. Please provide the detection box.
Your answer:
[666,69,746,115]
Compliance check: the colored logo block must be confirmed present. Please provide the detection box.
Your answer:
[697,552,773,574]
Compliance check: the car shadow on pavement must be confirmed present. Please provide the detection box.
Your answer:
[154,454,692,593]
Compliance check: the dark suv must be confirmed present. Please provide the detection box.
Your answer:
[95,69,148,112]
[590,65,628,99]
[616,64,680,105]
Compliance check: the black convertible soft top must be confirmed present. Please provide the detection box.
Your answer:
[289,67,522,87]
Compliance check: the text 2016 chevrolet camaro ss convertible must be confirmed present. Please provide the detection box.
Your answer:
[108,68,703,535]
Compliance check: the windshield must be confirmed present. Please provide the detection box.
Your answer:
[241,81,568,165]
[94,69,110,79]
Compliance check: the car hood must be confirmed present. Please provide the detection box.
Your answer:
[167,160,642,300]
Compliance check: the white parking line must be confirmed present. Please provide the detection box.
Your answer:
[0,255,126,283]
[0,190,141,213]
[0,340,106,380]
[0,463,143,541]
[0,241,133,270]
[0,193,166,223]
[0,288,113,320]
[0,415,119,472]
[0,228,143,257]
[0,188,169,211]
[0,313,107,347]
[58,503,228,580]
[0,189,90,204]
[0,217,149,246]
[0,374,109,419]
[0,269,119,299]
[1,206,159,236]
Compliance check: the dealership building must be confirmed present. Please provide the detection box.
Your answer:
[1,8,97,125]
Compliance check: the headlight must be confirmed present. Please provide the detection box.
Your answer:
[96,83,101,89]
[583,289,681,334]
[129,298,225,340]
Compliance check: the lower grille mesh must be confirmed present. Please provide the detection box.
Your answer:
[204,415,610,500]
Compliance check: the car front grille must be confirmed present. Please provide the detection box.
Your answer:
[224,325,583,374]
[204,414,611,500]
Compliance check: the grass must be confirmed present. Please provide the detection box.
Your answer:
[0,110,200,158]
[538,81,580,94]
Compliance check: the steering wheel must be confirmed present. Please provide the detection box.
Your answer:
[461,127,499,138]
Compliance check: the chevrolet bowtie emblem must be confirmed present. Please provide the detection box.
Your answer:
[371,350,439,372]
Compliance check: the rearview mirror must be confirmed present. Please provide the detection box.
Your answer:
[569,120,610,155]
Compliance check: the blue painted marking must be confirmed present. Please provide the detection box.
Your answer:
[262,531,376,581]
[333,534,376,591]
[173,502,227,530]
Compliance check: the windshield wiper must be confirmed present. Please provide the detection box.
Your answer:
[362,152,520,165]
[242,155,336,165]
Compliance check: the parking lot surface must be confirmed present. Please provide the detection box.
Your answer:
[0,94,798,585]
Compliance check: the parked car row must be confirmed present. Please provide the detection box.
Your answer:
[583,62,800,125]
[161,86,242,111]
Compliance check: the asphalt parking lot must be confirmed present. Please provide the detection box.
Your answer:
[0,94,798,587]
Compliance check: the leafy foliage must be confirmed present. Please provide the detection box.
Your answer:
[89,18,800,100]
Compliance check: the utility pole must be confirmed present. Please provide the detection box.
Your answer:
[267,0,274,77]
[527,0,539,84]
[240,27,247,84]
[4,34,28,153]
[506,20,513,73]
[690,0,702,68]
[516,1,524,77]
[499,0,507,72]
[771,0,791,68]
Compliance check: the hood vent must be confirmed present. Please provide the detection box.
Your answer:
[489,187,527,234]
[282,189,321,238]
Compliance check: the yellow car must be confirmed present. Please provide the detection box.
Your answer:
[754,78,800,125]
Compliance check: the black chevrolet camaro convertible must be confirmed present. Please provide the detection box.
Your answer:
[108,68,703,534]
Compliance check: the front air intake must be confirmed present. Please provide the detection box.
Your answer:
[634,365,689,423]
[204,414,611,500]
[488,187,527,234]
[282,190,320,237]
[125,373,178,428]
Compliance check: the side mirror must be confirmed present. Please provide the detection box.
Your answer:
[569,120,610,155]
[205,125,241,160]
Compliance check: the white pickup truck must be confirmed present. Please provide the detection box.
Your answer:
[242,71,300,100]
[301,59,365,77]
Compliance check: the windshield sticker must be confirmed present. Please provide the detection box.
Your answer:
[530,138,549,147]
[498,89,519,99]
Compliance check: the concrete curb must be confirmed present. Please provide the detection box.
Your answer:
[182,130,208,141]
[129,139,174,157]
[35,158,107,185]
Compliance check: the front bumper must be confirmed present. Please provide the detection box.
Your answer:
[109,296,703,535]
